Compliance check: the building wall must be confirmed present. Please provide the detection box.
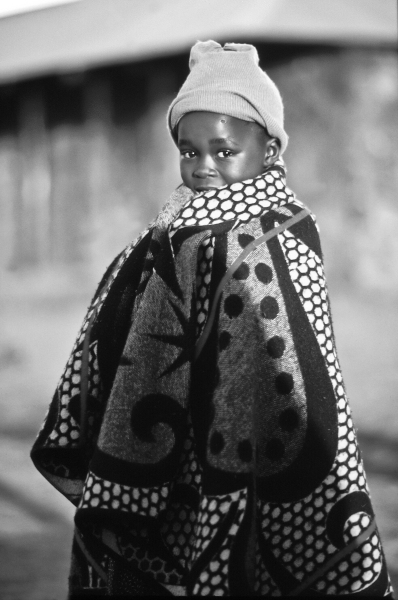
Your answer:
[273,48,398,292]
[0,47,397,292]
[0,59,183,277]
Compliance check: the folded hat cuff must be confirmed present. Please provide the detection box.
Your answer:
[168,91,288,154]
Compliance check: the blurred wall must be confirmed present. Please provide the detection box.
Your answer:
[0,58,183,285]
[273,48,398,292]
[0,45,397,294]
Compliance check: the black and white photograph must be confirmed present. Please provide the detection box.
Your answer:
[0,1,397,598]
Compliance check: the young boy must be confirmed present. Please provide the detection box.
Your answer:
[31,41,393,597]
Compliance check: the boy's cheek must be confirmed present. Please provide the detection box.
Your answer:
[180,168,193,190]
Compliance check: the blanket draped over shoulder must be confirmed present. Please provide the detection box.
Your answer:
[31,162,393,597]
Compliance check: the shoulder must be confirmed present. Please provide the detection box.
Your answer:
[221,199,321,262]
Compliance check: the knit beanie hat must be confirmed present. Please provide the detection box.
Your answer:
[167,40,288,154]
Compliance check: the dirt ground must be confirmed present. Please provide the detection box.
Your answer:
[0,278,397,599]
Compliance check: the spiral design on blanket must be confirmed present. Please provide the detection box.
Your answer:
[326,490,374,549]
[131,393,186,455]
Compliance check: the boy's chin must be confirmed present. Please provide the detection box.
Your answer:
[192,186,224,197]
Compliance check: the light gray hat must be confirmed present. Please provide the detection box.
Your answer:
[167,40,288,154]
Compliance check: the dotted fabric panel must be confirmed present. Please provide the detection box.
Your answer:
[279,229,367,492]
[314,533,383,594]
[254,545,280,596]
[78,415,203,584]
[191,213,387,595]
[170,166,294,234]
[160,503,198,570]
[188,167,299,344]
[191,489,246,596]
[32,168,393,595]
[160,414,202,569]
[45,341,101,451]
[208,220,309,477]
[280,230,342,387]
[258,463,374,590]
[245,229,385,594]
[117,533,183,587]
[39,229,152,460]
[175,414,203,493]
[79,471,169,516]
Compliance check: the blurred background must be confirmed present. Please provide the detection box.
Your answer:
[0,0,397,598]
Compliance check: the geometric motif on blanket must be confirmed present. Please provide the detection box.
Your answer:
[79,471,169,515]
[30,165,394,597]
[160,415,202,570]
[115,525,183,586]
[70,228,151,354]
[49,341,102,447]
[191,488,247,596]
[170,163,294,233]
[78,410,203,586]
[250,229,387,595]
[196,236,214,338]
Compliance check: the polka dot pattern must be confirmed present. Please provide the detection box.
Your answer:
[79,471,169,517]
[314,533,383,594]
[47,341,102,452]
[34,168,392,595]
[40,230,152,472]
[160,504,197,569]
[81,419,203,587]
[250,214,375,586]
[254,545,280,596]
[233,262,250,280]
[117,524,183,586]
[279,230,368,470]
[170,163,294,234]
[260,295,279,319]
[211,219,310,477]
[280,230,343,394]
[266,335,285,358]
[255,262,273,284]
[257,450,379,593]
[343,512,372,544]
[79,418,201,531]
[174,416,203,492]
[238,233,255,248]
[224,294,244,318]
[192,165,295,342]
[191,489,246,596]
[158,414,202,569]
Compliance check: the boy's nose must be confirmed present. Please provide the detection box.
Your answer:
[193,158,217,179]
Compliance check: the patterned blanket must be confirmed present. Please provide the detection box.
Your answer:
[31,162,393,596]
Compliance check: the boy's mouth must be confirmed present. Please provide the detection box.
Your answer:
[194,185,219,193]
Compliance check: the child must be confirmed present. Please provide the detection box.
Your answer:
[31,41,393,597]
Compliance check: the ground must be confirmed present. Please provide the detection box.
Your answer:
[0,274,397,599]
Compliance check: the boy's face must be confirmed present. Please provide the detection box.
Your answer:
[177,111,279,193]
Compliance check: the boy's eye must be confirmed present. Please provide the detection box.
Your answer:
[181,150,196,159]
[217,150,234,158]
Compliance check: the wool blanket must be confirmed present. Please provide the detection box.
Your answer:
[31,162,393,597]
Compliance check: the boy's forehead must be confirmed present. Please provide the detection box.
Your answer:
[177,111,265,142]
[178,112,233,131]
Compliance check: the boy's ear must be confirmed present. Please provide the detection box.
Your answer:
[263,138,281,168]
